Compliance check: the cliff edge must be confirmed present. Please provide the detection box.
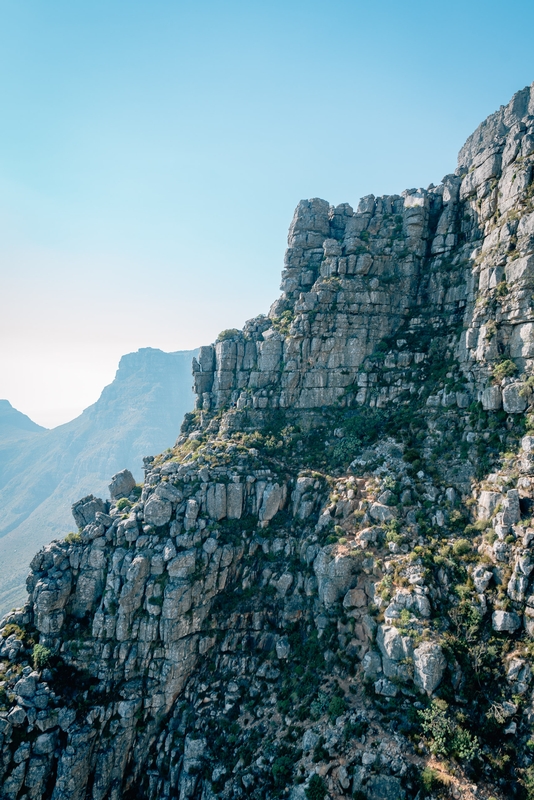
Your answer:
[1,83,534,800]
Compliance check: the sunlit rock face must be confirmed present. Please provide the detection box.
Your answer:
[1,84,534,800]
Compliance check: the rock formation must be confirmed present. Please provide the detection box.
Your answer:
[0,348,197,616]
[2,83,534,799]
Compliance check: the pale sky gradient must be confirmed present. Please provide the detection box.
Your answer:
[1,0,534,428]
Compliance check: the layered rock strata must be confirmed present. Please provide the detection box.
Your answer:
[1,83,534,800]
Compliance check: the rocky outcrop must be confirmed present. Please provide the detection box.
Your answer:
[0,348,197,616]
[2,84,534,800]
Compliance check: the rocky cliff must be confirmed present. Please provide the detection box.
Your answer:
[1,83,534,800]
[0,348,197,616]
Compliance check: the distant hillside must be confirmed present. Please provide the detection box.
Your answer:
[0,347,197,614]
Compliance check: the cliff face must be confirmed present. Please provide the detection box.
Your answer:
[1,84,534,800]
[0,348,197,616]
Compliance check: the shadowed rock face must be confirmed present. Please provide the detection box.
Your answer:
[1,84,534,800]
[0,348,197,615]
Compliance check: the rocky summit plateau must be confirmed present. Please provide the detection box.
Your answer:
[2,83,534,800]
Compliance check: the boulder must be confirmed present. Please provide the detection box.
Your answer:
[367,775,405,800]
[302,730,319,752]
[71,495,106,529]
[502,489,521,526]
[108,469,136,500]
[369,503,395,523]
[207,483,227,520]
[492,610,521,632]
[413,642,446,694]
[313,548,359,609]
[144,497,172,527]
[481,385,502,410]
[259,483,285,524]
[362,650,382,681]
[472,565,493,593]
[503,383,528,413]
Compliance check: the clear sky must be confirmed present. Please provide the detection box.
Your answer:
[1,0,533,428]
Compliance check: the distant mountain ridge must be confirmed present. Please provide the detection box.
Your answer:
[0,347,197,614]
[0,399,46,435]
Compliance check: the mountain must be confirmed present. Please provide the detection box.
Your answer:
[1,83,534,799]
[0,347,197,615]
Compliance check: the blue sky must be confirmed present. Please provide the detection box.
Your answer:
[1,0,533,427]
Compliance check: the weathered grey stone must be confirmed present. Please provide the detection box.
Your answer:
[502,489,521,527]
[72,495,106,529]
[413,642,446,694]
[33,731,57,755]
[7,705,26,726]
[493,609,521,632]
[367,774,405,800]
[259,483,284,524]
[362,650,382,681]
[481,385,502,410]
[313,548,358,608]
[109,469,136,500]
[374,677,398,697]
[369,503,395,523]
[302,730,319,752]
[343,588,367,609]
[13,674,37,699]
[478,490,502,519]
[472,565,493,593]
[503,383,528,413]
[207,483,227,520]
[144,496,172,527]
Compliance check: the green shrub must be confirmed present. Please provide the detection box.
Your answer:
[271,755,293,788]
[419,699,480,762]
[1,623,25,640]
[492,359,517,383]
[33,643,51,670]
[420,766,440,793]
[116,498,131,512]
[305,774,327,800]
[328,695,346,720]
[452,539,471,557]
[65,531,82,544]
[216,328,240,342]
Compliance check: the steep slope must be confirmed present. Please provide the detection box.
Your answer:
[0,348,197,615]
[1,83,534,800]
[0,401,47,483]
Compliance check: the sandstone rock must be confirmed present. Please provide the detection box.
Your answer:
[7,705,26,726]
[109,469,136,500]
[472,565,493,593]
[492,609,521,632]
[503,383,528,413]
[413,642,446,694]
[313,548,358,608]
[481,385,502,410]
[362,650,382,681]
[302,729,320,752]
[343,588,367,609]
[369,503,395,523]
[478,490,502,519]
[71,495,106,529]
[144,496,172,527]
[367,774,405,800]
[374,677,398,697]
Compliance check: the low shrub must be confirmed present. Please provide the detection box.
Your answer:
[305,774,327,800]
[33,643,52,669]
